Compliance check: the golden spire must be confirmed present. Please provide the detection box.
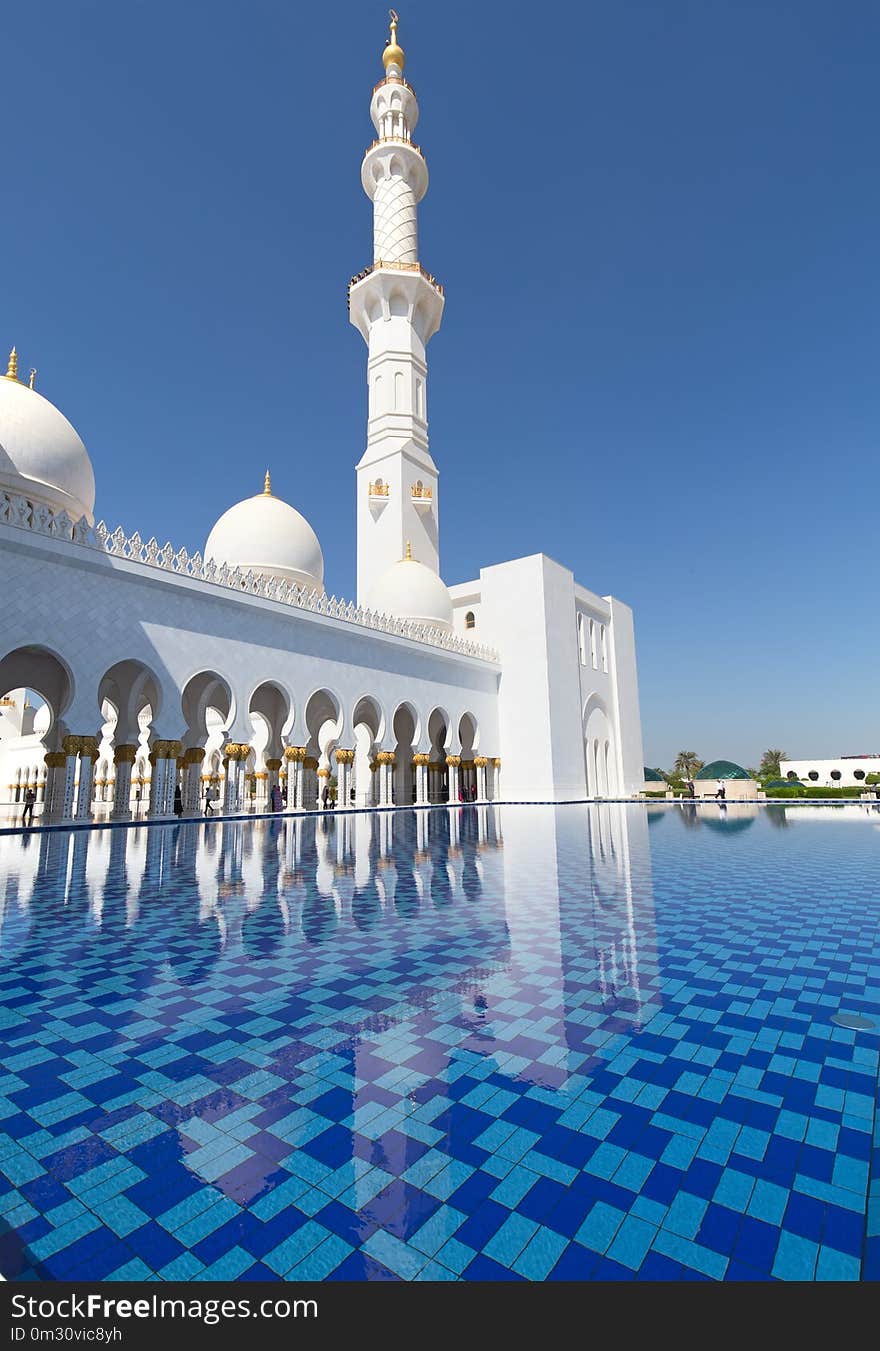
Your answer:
[263,468,272,496]
[382,8,405,72]
[404,540,413,560]
[5,346,18,381]
[28,368,36,390]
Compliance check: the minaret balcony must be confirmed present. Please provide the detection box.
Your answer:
[410,482,433,512]
[348,263,445,344]
[368,479,390,508]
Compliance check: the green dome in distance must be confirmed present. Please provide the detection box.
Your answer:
[694,760,753,781]
[644,767,665,782]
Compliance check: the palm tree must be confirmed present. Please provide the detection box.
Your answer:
[758,749,787,780]
[672,751,703,780]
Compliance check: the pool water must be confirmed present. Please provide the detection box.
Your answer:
[0,802,878,1282]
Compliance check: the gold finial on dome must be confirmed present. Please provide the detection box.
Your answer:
[404,540,413,560]
[5,346,18,381]
[382,8,405,73]
[263,468,272,496]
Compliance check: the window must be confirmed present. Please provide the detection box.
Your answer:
[577,614,587,665]
[600,625,608,673]
[808,771,819,781]
[854,770,865,780]
[786,771,798,780]
[589,619,598,669]
[465,611,475,631]
[830,770,841,781]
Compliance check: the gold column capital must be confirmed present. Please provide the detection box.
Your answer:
[265,757,282,771]
[303,756,319,771]
[114,744,138,764]
[78,736,100,761]
[44,751,67,769]
[317,767,331,779]
[334,748,356,765]
[185,746,206,765]
[445,754,462,768]
[61,735,81,756]
[473,756,489,768]
[284,745,307,762]
[412,753,430,766]
[376,751,396,765]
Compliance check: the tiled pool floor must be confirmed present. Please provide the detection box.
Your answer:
[0,802,878,1281]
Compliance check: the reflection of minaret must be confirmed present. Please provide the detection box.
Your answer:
[351,13,445,600]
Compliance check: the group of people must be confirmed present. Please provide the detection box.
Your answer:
[682,779,726,801]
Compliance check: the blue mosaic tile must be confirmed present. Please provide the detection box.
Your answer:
[0,804,878,1281]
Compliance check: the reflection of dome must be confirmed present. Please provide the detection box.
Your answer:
[695,760,753,781]
[700,814,755,833]
[205,472,324,592]
[366,545,453,630]
[0,363,96,523]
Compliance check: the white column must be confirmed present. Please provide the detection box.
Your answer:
[183,750,205,814]
[111,745,137,821]
[447,756,461,805]
[284,749,304,809]
[302,758,319,810]
[74,739,98,821]
[148,748,166,817]
[266,758,282,807]
[335,751,354,810]
[43,752,67,822]
[376,754,395,806]
[414,756,429,806]
[59,739,80,820]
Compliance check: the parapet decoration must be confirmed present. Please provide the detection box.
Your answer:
[0,489,498,663]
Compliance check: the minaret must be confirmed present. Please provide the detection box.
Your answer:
[350,11,444,605]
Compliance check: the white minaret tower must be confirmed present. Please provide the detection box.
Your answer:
[350,11,445,605]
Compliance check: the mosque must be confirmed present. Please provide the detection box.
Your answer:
[0,15,645,824]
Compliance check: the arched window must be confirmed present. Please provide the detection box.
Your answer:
[589,619,598,669]
[808,771,819,781]
[465,612,475,630]
[600,625,608,673]
[830,770,841,782]
[854,770,865,780]
[786,771,798,780]
[577,614,587,665]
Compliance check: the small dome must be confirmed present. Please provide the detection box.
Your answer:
[0,366,96,523]
[695,760,753,781]
[644,767,665,783]
[205,473,324,592]
[366,547,453,630]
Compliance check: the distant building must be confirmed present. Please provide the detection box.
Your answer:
[780,757,880,788]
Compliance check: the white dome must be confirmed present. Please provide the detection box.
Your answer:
[366,551,453,630]
[0,371,96,524]
[205,478,324,592]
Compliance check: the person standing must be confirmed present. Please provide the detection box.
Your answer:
[321,783,330,810]
[204,784,214,816]
[21,785,36,827]
[173,784,183,818]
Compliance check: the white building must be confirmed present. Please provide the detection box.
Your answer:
[0,16,645,824]
[780,756,880,789]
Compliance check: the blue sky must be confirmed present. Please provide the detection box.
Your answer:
[4,1,877,770]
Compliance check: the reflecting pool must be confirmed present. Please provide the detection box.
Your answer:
[0,802,878,1281]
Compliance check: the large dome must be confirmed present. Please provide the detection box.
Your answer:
[695,760,753,781]
[205,474,324,592]
[366,547,453,630]
[0,361,96,524]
